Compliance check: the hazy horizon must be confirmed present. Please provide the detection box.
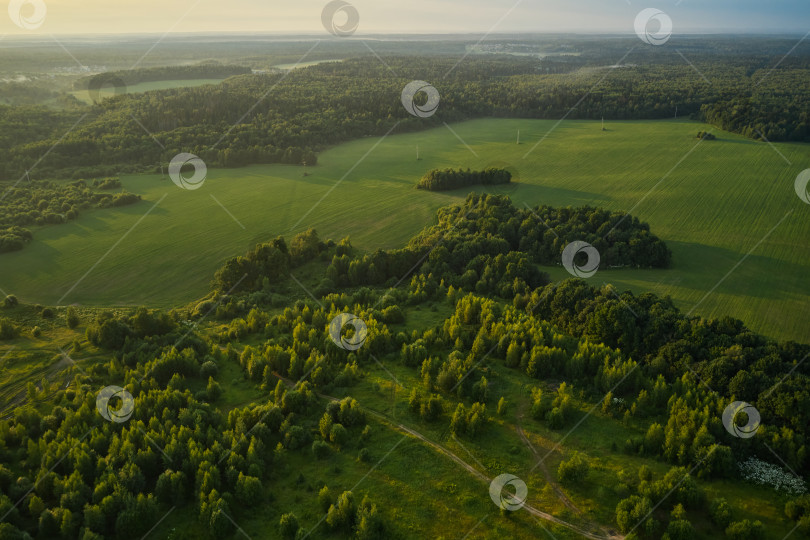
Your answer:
[3,0,809,36]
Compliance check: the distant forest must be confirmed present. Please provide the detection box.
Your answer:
[0,51,808,181]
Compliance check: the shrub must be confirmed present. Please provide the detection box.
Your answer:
[558,452,590,484]
[709,497,732,528]
[725,520,765,540]
[3,295,18,308]
[200,360,219,379]
[41,307,55,319]
[279,513,299,540]
[0,318,17,340]
[329,424,348,448]
[65,307,80,329]
[312,440,331,460]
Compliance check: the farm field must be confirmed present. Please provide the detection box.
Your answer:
[0,118,808,342]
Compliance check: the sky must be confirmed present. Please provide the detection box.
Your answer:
[3,0,810,35]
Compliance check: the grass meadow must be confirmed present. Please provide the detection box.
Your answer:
[1,118,808,342]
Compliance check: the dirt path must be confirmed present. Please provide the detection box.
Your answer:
[516,403,582,515]
[516,403,621,539]
[0,350,76,418]
[274,374,623,540]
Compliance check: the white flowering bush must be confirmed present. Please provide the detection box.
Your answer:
[738,457,808,495]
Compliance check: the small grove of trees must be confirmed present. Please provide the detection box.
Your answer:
[213,229,326,293]
[0,179,140,254]
[416,167,512,191]
[449,402,487,437]
[0,226,32,253]
[325,491,386,539]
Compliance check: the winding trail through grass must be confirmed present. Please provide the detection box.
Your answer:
[274,372,623,540]
[516,401,620,539]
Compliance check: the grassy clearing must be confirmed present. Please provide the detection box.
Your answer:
[0,118,807,341]
[69,79,228,103]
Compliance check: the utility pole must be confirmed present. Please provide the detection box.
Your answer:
[675,106,678,119]
[416,145,420,160]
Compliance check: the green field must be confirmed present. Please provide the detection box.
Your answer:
[1,118,808,342]
[69,78,228,103]
[272,59,344,70]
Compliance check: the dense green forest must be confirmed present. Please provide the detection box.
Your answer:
[1,49,809,181]
[0,195,806,538]
[0,179,140,253]
[212,195,671,297]
[416,167,512,191]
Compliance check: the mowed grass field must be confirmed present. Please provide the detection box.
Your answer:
[1,118,808,342]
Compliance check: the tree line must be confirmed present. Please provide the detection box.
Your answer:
[416,167,512,191]
[2,53,809,180]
